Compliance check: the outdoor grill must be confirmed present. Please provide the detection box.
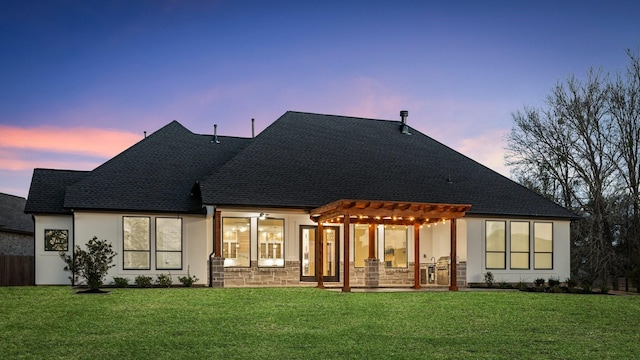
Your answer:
[436,256,450,285]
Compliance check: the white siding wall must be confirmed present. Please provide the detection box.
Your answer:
[72,211,208,285]
[464,217,571,284]
[34,214,73,285]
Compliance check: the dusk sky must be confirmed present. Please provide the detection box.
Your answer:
[2,1,639,198]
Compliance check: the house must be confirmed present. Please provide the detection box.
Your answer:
[1,192,35,286]
[0,193,34,256]
[25,111,578,290]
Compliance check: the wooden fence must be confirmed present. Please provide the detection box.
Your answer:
[0,255,35,286]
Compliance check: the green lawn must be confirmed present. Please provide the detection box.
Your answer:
[1,287,638,359]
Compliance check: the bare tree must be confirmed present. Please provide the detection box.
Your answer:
[608,49,640,288]
[507,70,618,285]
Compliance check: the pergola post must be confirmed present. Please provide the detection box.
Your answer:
[317,222,324,289]
[449,218,458,291]
[342,216,351,292]
[413,223,421,289]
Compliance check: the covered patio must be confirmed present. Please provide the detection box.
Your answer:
[310,199,471,292]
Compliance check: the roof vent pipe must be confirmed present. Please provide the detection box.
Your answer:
[252,118,255,138]
[212,124,220,144]
[400,110,411,135]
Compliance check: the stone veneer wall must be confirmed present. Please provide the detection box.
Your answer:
[224,261,302,286]
[215,260,468,288]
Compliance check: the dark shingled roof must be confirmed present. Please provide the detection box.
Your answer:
[201,111,577,219]
[25,169,89,214]
[0,193,34,234]
[62,121,251,213]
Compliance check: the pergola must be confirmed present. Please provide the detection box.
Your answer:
[310,199,471,292]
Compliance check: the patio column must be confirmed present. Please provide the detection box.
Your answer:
[364,223,379,288]
[342,216,351,292]
[214,210,222,257]
[368,223,376,259]
[211,210,224,288]
[317,222,324,289]
[413,223,421,289]
[449,218,458,291]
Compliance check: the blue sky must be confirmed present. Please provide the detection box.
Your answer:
[1,0,639,198]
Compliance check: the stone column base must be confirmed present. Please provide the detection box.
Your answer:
[211,256,225,288]
[364,258,379,288]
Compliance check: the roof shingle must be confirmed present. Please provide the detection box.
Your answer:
[201,111,577,219]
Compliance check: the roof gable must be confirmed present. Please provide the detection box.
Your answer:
[201,111,577,219]
[24,169,89,214]
[62,121,251,213]
[0,193,33,233]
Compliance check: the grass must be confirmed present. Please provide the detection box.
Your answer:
[1,287,639,359]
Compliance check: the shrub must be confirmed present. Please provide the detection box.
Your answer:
[549,285,563,293]
[135,275,153,288]
[498,281,511,289]
[112,277,129,288]
[600,285,610,294]
[581,281,592,293]
[59,236,116,291]
[155,273,172,288]
[517,281,529,291]
[178,267,199,287]
[548,277,560,287]
[534,278,545,287]
[566,277,578,289]
[483,272,494,288]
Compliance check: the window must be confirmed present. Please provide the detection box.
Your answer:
[44,229,68,251]
[258,218,284,267]
[123,217,150,269]
[534,222,553,269]
[510,221,530,269]
[486,221,506,269]
[156,218,182,270]
[354,224,377,267]
[384,226,407,268]
[222,217,251,267]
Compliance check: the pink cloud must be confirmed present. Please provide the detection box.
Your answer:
[0,125,140,158]
[453,129,510,177]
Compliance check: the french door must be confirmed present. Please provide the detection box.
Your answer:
[300,225,340,282]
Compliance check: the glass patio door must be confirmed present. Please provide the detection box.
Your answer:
[300,226,339,282]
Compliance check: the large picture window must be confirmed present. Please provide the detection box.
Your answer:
[44,229,68,251]
[384,226,407,268]
[354,224,377,267]
[222,217,251,267]
[258,218,284,267]
[510,221,530,269]
[156,218,182,270]
[123,217,150,270]
[486,221,506,269]
[534,222,553,269]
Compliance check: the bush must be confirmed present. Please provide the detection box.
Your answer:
[534,278,545,287]
[566,277,578,289]
[600,285,610,294]
[484,272,494,288]
[135,275,153,288]
[549,285,563,293]
[581,281,592,293]
[59,236,116,291]
[112,277,129,288]
[155,273,173,288]
[548,277,560,287]
[498,281,512,289]
[517,281,529,291]
[178,267,199,287]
